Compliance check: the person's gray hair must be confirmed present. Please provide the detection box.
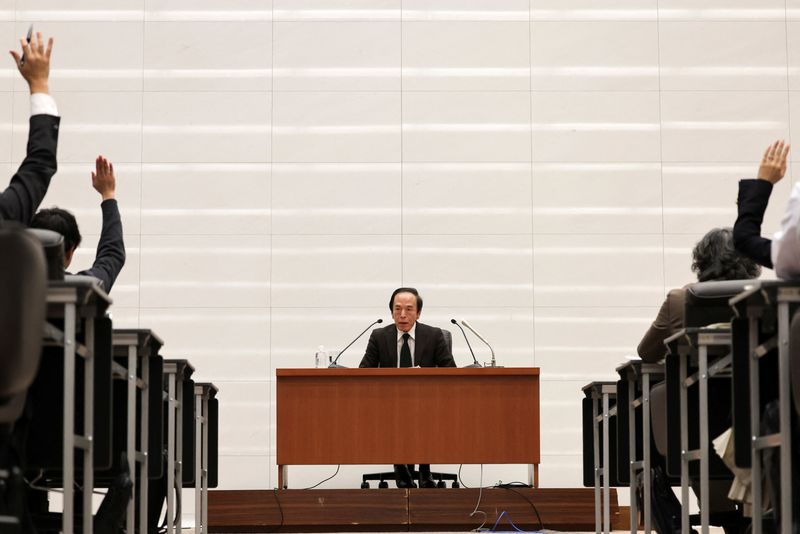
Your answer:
[692,227,761,282]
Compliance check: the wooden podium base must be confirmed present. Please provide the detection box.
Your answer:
[208,488,619,532]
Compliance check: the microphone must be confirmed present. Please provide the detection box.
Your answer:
[451,319,482,368]
[461,320,501,368]
[329,318,383,368]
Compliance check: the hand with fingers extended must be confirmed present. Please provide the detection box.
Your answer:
[92,156,116,201]
[9,32,53,94]
[758,140,791,185]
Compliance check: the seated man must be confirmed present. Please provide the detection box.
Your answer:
[359,287,455,488]
[733,139,800,278]
[0,32,59,223]
[30,156,125,292]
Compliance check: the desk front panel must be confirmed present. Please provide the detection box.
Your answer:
[276,368,540,465]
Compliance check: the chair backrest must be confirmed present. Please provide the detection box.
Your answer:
[441,328,453,356]
[0,225,47,423]
[26,228,64,281]
[791,310,800,416]
[684,279,754,328]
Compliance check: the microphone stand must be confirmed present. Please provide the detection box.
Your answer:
[451,319,482,368]
[328,318,383,368]
[461,320,502,368]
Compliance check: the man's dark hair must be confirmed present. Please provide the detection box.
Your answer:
[692,227,761,282]
[389,287,423,313]
[30,207,82,253]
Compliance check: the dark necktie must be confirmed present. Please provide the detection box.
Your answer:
[400,332,412,368]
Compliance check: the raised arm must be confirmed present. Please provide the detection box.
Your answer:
[0,32,59,223]
[733,140,790,268]
[78,156,126,291]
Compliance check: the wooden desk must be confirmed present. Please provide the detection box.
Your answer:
[276,368,540,489]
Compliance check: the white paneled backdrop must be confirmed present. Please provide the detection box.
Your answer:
[20,0,800,516]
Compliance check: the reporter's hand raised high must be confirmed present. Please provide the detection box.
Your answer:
[757,140,791,185]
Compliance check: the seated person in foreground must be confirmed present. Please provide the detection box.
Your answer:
[639,227,761,362]
[0,32,59,223]
[733,139,800,278]
[359,287,456,488]
[638,228,761,533]
[30,156,125,292]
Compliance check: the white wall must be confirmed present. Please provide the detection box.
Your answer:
[21,0,798,505]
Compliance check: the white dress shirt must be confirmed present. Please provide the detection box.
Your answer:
[395,323,417,367]
[772,182,800,280]
[30,93,58,117]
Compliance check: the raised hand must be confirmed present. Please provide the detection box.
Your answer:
[9,32,53,94]
[92,156,116,201]
[757,140,791,185]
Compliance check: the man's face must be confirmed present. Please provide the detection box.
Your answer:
[392,292,419,333]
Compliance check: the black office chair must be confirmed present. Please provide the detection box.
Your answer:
[664,279,752,479]
[360,328,460,489]
[25,228,64,281]
[0,224,49,531]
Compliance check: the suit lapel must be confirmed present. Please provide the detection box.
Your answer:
[413,323,425,367]
[385,325,398,367]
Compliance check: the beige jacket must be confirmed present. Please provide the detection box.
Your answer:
[638,287,686,363]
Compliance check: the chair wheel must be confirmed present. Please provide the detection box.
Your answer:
[437,480,446,488]
[361,482,370,489]
[378,481,389,489]
[452,481,460,488]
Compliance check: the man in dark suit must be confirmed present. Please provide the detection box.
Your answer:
[359,287,456,488]
[0,32,59,224]
[31,156,126,292]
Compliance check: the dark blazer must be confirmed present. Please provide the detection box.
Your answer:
[0,115,60,224]
[359,322,456,368]
[733,178,773,268]
[74,199,126,292]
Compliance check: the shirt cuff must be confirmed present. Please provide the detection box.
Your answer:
[30,93,58,117]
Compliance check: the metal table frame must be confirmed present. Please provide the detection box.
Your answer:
[583,381,617,534]
[730,281,796,534]
[194,382,218,534]
[665,325,733,534]
[617,360,664,534]
[162,359,195,534]
[111,329,163,534]
[45,279,110,534]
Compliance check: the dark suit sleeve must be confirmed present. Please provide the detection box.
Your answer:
[77,199,125,292]
[733,179,773,269]
[359,330,381,368]
[0,115,59,223]
[433,328,456,368]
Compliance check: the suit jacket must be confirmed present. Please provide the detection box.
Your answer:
[733,178,773,269]
[359,322,456,368]
[73,199,126,292]
[0,114,60,224]
[638,287,685,364]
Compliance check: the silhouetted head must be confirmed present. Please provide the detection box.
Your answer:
[692,227,761,282]
[30,207,81,268]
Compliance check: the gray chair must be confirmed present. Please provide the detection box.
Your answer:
[441,328,453,355]
[25,228,64,281]
[0,224,48,531]
[0,226,48,422]
[792,311,800,417]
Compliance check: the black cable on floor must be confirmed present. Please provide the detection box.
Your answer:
[299,465,340,490]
